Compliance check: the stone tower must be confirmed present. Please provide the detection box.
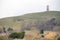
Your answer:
[47,5,49,11]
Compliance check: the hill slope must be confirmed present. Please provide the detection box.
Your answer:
[0,11,60,31]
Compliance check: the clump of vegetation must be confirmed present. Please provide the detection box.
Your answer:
[57,37,60,40]
[9,32,25,39]
[0,36,3,40]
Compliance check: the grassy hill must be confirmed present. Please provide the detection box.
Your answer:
[0,11,60,31]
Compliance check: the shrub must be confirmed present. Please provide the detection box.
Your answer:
[57,37,60,40]
[7,27,13,32]
[40,29,44,34]
[9,32,25,39]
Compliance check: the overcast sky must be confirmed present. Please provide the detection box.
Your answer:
[0,0,60,18]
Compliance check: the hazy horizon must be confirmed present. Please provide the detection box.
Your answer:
[0,0,60,18]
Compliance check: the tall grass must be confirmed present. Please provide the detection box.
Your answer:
[0,35,13,40]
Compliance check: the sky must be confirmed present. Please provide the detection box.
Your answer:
[0,0,60,18]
